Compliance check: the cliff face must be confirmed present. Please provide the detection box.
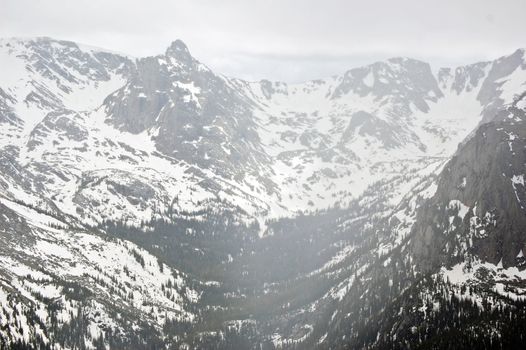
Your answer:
[412,94,526,270]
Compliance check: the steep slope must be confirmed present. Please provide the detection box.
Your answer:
[0,196,198,349]
[320,95,526,350]
[0,37,133,137]
[237,51,526,214]
[105,40,272,183]
[412,91,526,274]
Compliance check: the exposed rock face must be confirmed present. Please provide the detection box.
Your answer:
[341,110,424,150]
[438,62,490,94]
[477,49,526,122]
[331,57,443,114]
[104,40,270,182]
[412,94,526,269]
[0,88,19,125]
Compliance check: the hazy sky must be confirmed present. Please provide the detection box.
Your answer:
[2,0,525,82]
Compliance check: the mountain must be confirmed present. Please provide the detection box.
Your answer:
[411,91,526,274]
[323,94,526,350]
[1,37,526,349]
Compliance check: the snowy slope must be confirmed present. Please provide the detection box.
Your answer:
[2,38,526,229]
[0,195,197,348]
[2,37,526,348]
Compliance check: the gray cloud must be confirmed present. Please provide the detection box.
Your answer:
[1,0,525,82]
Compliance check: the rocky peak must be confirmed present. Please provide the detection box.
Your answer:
[331,57,442,115]
[165,39,192,63]
[437,61,491,95]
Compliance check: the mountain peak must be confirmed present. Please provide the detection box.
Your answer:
[166,39,191,60]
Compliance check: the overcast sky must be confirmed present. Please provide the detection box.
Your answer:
[2,0,525,82]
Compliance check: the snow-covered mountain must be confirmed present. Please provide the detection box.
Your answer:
[1,37,526,348]
[3,37,526,225]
